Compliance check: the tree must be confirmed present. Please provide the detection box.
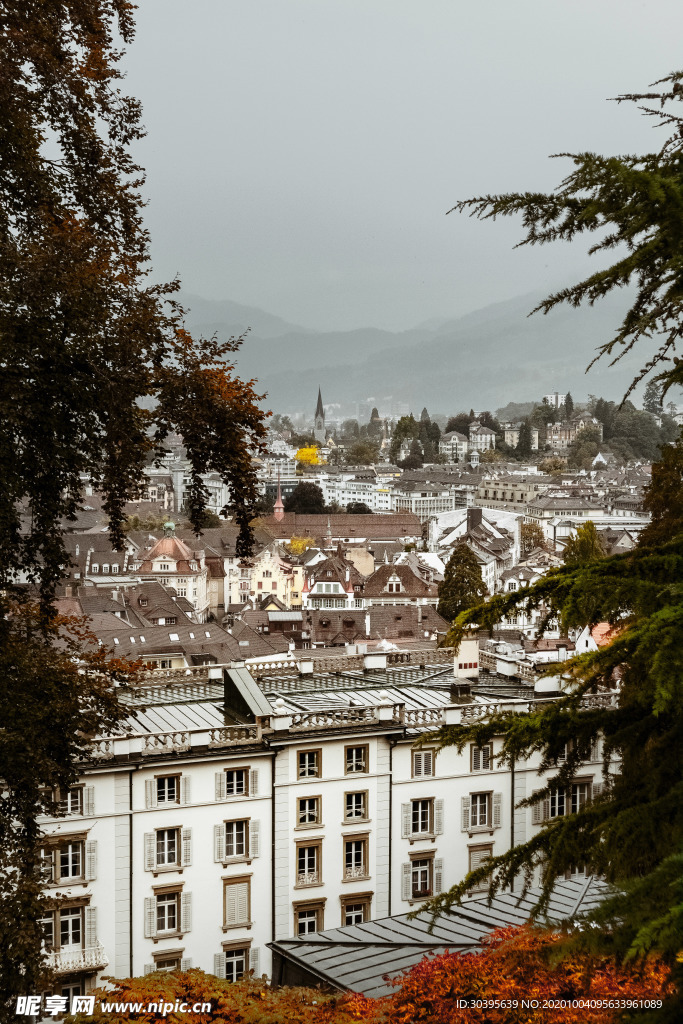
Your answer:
[401,438,424,470]
[341,418,360,439]
[287,535,317,556]
[345,440,379,465]
[347,502,373,514]
[562,520,606,566]
[0,3,267,605]
[389,414,419,462]
[295,445,324,466]
[539,455,566,474]
[521,521,546,554]
[431,70,683,1016]
[563,392,574,419]
[638,436,683,547]
[479,448,503,463]
[643,379,664,415]
[283,482,326,515]
[516,420,533,458]
[420,406,430,421]
[437,544,488,622]
[445,412,472,436]
[566,426,602,470]
[0,5,267,1014]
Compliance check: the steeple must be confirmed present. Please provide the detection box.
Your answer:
[315,388,324,419]
[314,387,325,444]
[273,467,285,522]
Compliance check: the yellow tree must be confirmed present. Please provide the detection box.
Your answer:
[296,446,325,466]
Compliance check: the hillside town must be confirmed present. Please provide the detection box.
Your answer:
[27,381,666,997]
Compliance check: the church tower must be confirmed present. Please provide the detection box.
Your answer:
[314,388,325,443]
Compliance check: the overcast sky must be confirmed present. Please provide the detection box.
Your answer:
[123,0,682,332]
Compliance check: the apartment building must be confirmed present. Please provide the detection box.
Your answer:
[37,654,611,999]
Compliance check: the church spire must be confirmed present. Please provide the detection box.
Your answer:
[315,387,324,419]
[273,466,285,522]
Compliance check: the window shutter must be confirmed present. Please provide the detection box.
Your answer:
[214,824,225,863]
[423,751,434,776]
[144,964,154,976]
[181,891,192,933]
[470,846,491,871]
[461,796,471,832]
[482,745,491,771]
[401,804,411,838]
[249,820,261,858]
[181,958,192,971]
[145,780,157,809]
[214,953,226,979]
[531,790,543,825]
[180,776,191,805]
[401,863,411,902]
[543,797,550,821]
[557,744,568,763]
[215,772,227,801]
[472,746,481,772]
[144,897,156,938]
[249,769,259,796]
[434,799,444,835]
[493,793,502,828]
[225,881,249,925]
[434,858,444,894]
[84,906,97,948]
[249,947,260,977]
[85,840,97,881]
[590,738,600,762]
[181,828,192,866]
[592,781,603,798]
[84,786,95,816]
[144,833,156,871]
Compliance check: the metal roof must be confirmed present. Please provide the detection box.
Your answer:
[269,877,608,998]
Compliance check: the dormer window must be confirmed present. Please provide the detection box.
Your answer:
[326,571,332,578]
[91,564,99,573]
[139,598,148,607]
[190,561,198,571]
[160,563,170,571]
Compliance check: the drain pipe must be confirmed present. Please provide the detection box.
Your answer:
[509,754,515,894]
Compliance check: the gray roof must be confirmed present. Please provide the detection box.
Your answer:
[269,877,608,997]
[268,611,304,622]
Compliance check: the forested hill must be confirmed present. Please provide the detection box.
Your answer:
[180,289,648,414]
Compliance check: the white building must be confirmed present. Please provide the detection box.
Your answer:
[36,654,612,998]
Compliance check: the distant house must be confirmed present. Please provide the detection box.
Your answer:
[503,424,540,450]
[468,421,496,451]
[438,430,468,463]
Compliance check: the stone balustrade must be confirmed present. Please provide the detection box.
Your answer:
[46,943,109,974]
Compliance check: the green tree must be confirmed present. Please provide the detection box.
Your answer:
[643,379,664,415]
[516,420,533,458]
[437,543,488,622]
[563,392,574,419]
[445,412,472,436]
[401,438,424,469]
[562,520,606,566]
[341,418,360,439]
[566,426,602,470]
[521,521,546,554]
[283,482,326,514]
[389,414,420,462]
[347,502,373,514]
[430,69,683,1019]
[345,440,380,465]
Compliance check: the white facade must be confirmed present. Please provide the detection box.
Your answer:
[36,658,612,994]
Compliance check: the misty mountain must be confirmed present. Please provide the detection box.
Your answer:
[180,289,650,416]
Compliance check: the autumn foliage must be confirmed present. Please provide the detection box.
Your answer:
[72,926,672,1024]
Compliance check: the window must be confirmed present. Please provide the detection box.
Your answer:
[223,877,250,928]
[296,843,321,886]
[344,791,368,821]
[224,946,247,982]
[412,799,432,834]
[508,581,517,591]
[111,563,119,574]
[215,767,254,799]
[166,617,177,625]
[471,744,492,772]
[156,892,179,934]
[411,858,432,898]
[59,907,82,950]
[156,828,179,867]
[58,841,83,880]
[345,745,368,775]
[412,750,434,778]
[461,793,502,832]
[157,776,178,805]
[571,781,590,814]
[343,837,368,880]
[225,820,247,858]
[155,956,182,972]
[340,895,372,926]
[294,901,325,936]
[298,750,321,779]
[298,797,321,826]
[58,786,83,816]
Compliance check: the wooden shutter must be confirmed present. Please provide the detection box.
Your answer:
[181,891,192,933]
[84,906,97,948]
[144,897,156,938]
[493,792,502,829]
[470,846,492,871]
[401,804,411,838]
[215,772,227,801]
[180,776,191,805]
[144,964,154,976]
[401,863,412,902]
[471,746,481,772]
[249,947,260,977]
[531,790,543,825]
[85,840,97,881]
[249,820,261,858]
[225,881,249,925]
[181,828,192,866]
[214,824,225,862]
[590,738,600,762]
[482,745,491,770]
[180,958,192,971]
[214,953,226,979]
[434,799,444,835]
[83,786,95,816]
[144,833,155,871]
[249,769,259,796]
[592,781,603,798]
[461,796,471,832]
[434,858,444,894]
[145,780,157,809]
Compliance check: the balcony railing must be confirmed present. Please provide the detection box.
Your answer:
[297,872,319,886]
[344,865,367,880]
[46,943,109,974]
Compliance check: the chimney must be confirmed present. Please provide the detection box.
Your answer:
[64,585,73,599]
[467,507,482,532]
[450,681,471,702]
